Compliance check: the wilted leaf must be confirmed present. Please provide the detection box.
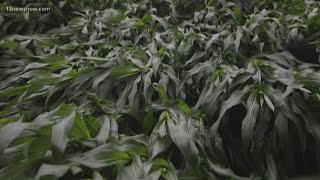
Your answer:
[52,111,76,155]
[35,164,70,180]
[242,91,260,150]
[0,122,28,156]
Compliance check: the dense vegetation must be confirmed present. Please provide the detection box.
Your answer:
[1,0,320,179]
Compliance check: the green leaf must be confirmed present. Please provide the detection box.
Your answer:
[1,0,319,179]
[143,109,154,134]
[153,83,172,104]
[109,66,141,80]
[71,112,91,138]
[233,7,245,25]
[0,158,40,179]
[27,135,51,158]
[69,143,131,169]
[95,151,131,162]
[177,100,191,114]
[0,85,30,97]
[0,41,19,48]
[85,116,101,138]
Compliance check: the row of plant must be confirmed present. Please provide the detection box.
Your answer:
[0,0,320,179]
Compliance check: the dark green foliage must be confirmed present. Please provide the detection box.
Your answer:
[1,0,320,179]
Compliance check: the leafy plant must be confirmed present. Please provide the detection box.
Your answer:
[1,0,320,179]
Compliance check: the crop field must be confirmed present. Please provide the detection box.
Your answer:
[0,0,320,179]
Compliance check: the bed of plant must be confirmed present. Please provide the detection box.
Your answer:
[0,0,320,179]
